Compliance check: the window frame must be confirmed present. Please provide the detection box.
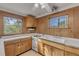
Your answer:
[3,16,23,35]
[49,15,69,28]
[49,16,59,28]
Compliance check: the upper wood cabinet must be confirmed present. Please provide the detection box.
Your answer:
[36,17,49,34]
[24,16,36,27]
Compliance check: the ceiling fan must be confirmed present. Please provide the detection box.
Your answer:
[34,3,58,12]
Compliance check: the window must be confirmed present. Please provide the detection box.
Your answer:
[49,15,68,28]
[49,17,59,28]
[3,17,22,35]
[59,15,68,28]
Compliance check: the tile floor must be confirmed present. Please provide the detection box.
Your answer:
[20,50,42,56]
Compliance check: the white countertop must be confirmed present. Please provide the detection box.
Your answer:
[0,33,79,56]
[2,34,31,41]
[32,33,79,48]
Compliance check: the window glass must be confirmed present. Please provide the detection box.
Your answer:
[59,15,68,28]
[3,17,22,35]
[49,17,59,28]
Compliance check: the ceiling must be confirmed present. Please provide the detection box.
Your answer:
[0,3,79,18]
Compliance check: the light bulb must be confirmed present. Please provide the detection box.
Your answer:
[34,3,39,8]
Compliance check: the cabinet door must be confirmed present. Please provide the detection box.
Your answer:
[25,16,36,27]
[20,41,27,53]
[65,51,78,56]
[43,44,52,56]
[37,19,47,34]
[23,39,32,51]
[5,44,15,56]
[27,39,32,50]
[38,41,44,55]
[15,42,21,55]
[51,47,64,56]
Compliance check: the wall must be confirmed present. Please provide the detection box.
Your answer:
[73,7,79,38]
[0,39,5,56]
[0,10,25,36]
[36,6,79,39]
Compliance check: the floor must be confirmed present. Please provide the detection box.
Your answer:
[20,50,42,56]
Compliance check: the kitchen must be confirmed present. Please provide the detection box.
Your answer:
[0,3,79,56]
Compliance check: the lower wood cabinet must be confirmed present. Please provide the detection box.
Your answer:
[38,39,79,56]
[27,39,32,50]
[20,39,32,53]
[51,47,64,56]
[5,43,15,56]
[38,40,44,55]
[4,38,32,56]
[64,51,78,56]
[43,44,52,56]
[15,42,21,55]
[43,43,64,56]
[38,39,65,56]
[20,41,27,53]
[5,38,79,56]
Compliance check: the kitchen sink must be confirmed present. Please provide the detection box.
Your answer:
[33,35,41,37]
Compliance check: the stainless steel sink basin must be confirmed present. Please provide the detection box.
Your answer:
[33,35,41,37]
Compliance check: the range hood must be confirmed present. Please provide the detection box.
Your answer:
[27,27,36,33]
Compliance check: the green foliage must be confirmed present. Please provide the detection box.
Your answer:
[4,17,22,34]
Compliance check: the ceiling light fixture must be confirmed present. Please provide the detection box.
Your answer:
[34,3,46,9]
[34,3,39,8]
[34,3,58,12]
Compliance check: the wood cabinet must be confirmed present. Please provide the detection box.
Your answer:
[15,42,21,55]
[38,39,79,56]
[38,40,44,55]
[20,41,26,53]
[27,39,32,49]
[42,43,64,56]
[25,16,36,27]
[5,43,15,56]
[51,47,64,56]
[65,51,78,56]
[43,44,52,56]
[4,38,32,56]
[37,17,49,34]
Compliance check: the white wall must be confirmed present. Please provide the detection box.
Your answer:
[0,39,5,56]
